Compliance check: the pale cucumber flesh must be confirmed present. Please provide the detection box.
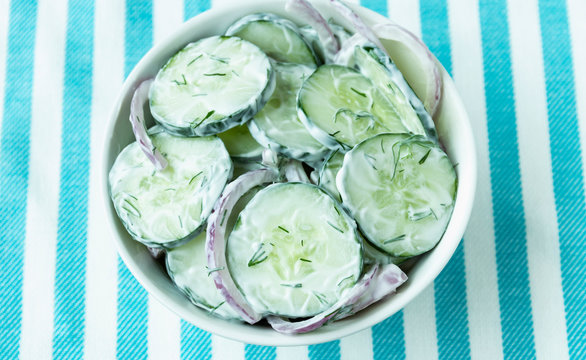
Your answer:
[337,133,456,257]
[227,183,362,317]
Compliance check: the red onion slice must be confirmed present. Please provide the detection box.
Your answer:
[328,0,386,56]
[285,0,340,61]
[129,79,168,171]
[206,169,278,324]
[335,263,407,320]
[283,160,310,183]
[372,23,442,116]
[267,263,407,333]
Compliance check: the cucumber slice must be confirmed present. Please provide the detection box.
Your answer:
[166,232,240,319]
[226,13,317,66]
[317,150,344,202]
[227,183,362,317]
[352,45,434,141]
[337,133,456,257]
[298,65,425,150]
[109,127,232,248]
[218,123,264,161]
[149,36,275,136]
[248,63,329,162]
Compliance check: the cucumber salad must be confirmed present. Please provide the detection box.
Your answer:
[109,0,456,334]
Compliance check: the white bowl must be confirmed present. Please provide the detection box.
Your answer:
[102,0,476,346]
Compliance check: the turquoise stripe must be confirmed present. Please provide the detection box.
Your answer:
[184,0,210,21]
[0,0,38,357]
[433,245,470,359]
[538,1,586,358]
[180,321,211,360]
[117,1,153,359]
[52,0,94,357]
[308,340,340,360]
[372,311,405,360]
[245,344,276,360]
[361,0,387,16]
[478,0,535,357]
[420,1,471,358]
[420,0,452,74]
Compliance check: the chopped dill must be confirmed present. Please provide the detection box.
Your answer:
[337,275,354,287]
[210,301,225,313]
[209,54,230,63]
[178,216,183,229]
[277,225,289,233]
[204,73,226,77]
[189,171,203,184]
[122,199,141,218]
[364,153,378,170]
[219,209,227,227]
[299,258,312,263]
[384,234,406,244]
[419,149,431,164]
[327,221,344,233]
[187,54,203,66]
[380,138,385,153]
[330,130,340,137]
[280,283,302,288]
[173,74,187,86]
[350,87,367,97]
[191,93,207,97]
[313,291,328,305]
[206,266,225,276]
[190,110,215,128]
[247,245,268,267]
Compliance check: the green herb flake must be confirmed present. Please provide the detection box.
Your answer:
[364,153,378,170]
[327,221,344,233]
[301,239,304,247]
[172,74,187,86]
[380,139,385,153]
[277,225,289,233]
[178,216,183,229]
[191,93,207,97]
[210,301,225,313]
[329,130,340,137]
[206,266,225,276]
[189,171,203,185]
[247,245,268,267]
[313,291,328,305]
[280,283,302,288]
[384,234,406,244]
[203,73,226,77]
[350,87,367,97]
[409,209,434,221]
[419,149,432,165]
[299,258,312,263]
[122,199,141,218]
[187,54,203,66]
[337,275,354,287]
[209,54,230,64]
[190,110,215,128]
[219,209,227,227]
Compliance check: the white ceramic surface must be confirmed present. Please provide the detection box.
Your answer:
[102,0,477,346]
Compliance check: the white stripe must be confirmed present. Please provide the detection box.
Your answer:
[0,0,9,146]
[387,0,422,38]
[83,0,125,358]
[212,335,245,360]
[507,0,570,358]
[340,328,373,360]
[148,296,182,360]
[403,285,438,360]
[18,0,67,357]
[447,0,504,359]
[276,345,309,360]
[568,0,586,198]
[153,0,184,44]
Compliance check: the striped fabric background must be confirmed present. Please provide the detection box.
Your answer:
[0,0,584,358]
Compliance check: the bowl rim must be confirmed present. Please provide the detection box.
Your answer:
[102,0,477,346]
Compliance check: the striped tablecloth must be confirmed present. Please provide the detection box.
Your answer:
[1,0,584,359]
